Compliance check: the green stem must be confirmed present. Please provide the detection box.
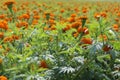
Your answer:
[98,18,105,45]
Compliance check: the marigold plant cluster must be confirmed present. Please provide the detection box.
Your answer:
[0,0,120,80]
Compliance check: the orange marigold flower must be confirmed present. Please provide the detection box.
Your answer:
[50,26,56,30]
[117,12,120,17]
[0,58,2,64]
[0,45,2,49]
[0,76,7,80]
[21,14,30,20]
[0,20,8,30]
[4,0,15,6]
[114,18,119,22]
[32,19,38,25]
[77,26,82,33]
[71,22,81,29]
[94,13,101,20]
[68,17,75,23]
[44,27,49,31]
[82,27,89,35]
[80,16,88,20]
[40,60,48,68]
[12,35,19,40]
[100,12,107,18]
[0,32,4,38]
[77,26,89,35]
[33,10,39,15]
[3,37,13,43]
[72,32,79,38]
[82,8,88,13]
[74,8,79,12]
[60,9,65,13]
[62,24,71,33]
[16,21,28,28]
[81,38,92,44]
[17,16,23,20]
[71,14,76,17]
[33,15,40,20]
[102,45,112,52]
[0,14,6,19]
[49,19,55,24]
[12,6,17,12]
[112,24,119,32]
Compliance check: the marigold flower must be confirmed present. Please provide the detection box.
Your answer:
[68,17,75,23]
[114,18,119,22]
[100,12,107,18]
[62,24,71,32]
[117,12,120,17]
[72,32,79,38]
[71,22,81,29]
[33,15,40,20]
[0,76,7,80]
[74,8,79,12]
[40,60,48,68]
[12,35,19,40]
[44,27,49,31]
[77,26,82,33]
[81,38,92,44]
[77,26,89,34]
[0,32,4,38]
[112,24,119,32]
[82,27,89,35]
[94,13,101,20]
[16,21,28,28]
[32,19,38,25]
[21,14,30,20]
[50,26,56,30]
[0,20,8,30]
[0,45,2,49]
[71,14,76,17]
[3,37,13,43]
[80,16,88,20]
[102,45,112,52]
[4,0,15,6]
[60,9,65,13]
[82,8,88,13]
[49,19,55,24]
[0,14,6,19]
[0,58,2,64]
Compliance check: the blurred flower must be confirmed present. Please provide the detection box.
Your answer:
[0,20,8,30]
[0,58,2,64]
[102,45,112,52]
[112,24,119,32]
[0,32,4,38]
[39,60,48,68]
[0,76,7,80]
[4,0,15,6]
[81,38,92,44]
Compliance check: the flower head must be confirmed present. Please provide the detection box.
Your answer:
[0,76,7,80]
[4,0,15,6]
[0,58,2,64]
[81,38,92,44]
[39,60,48,68]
